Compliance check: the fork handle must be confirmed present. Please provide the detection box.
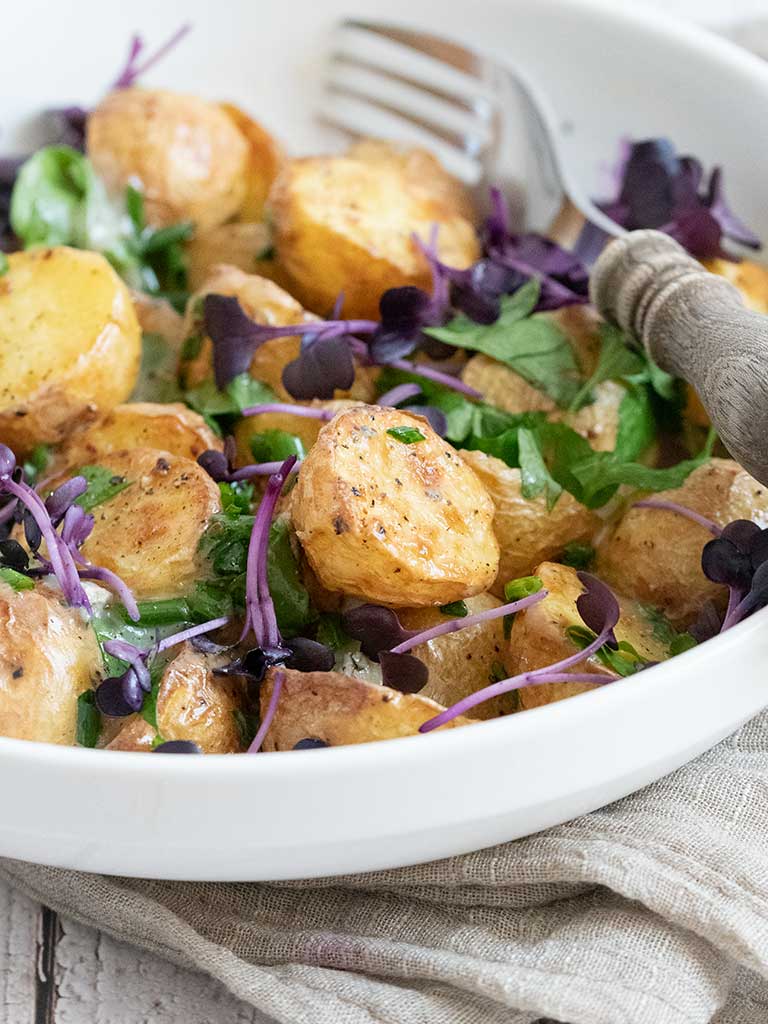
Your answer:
[590,229,768,485]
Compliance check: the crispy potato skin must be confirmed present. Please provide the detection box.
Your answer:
[0,247,141,454]
[71,448,221,600]
[346,139,476,221]
[104,645,246,753]
[292,405,499,606]
[87,88,249,230]
[219,103,284,221]
[186,222,272,291]
[509,562,669,710]
[597,458,768,627]
[260,668,475,750]
[459,450,599,596]
[56,402,222,471]
[270,154,479,319]
[396,593,511,718]
[0,583,101,744]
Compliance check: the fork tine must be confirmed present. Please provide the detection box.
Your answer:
[327,60,494,149]
[332,22,495,112]
[320,91,483,184]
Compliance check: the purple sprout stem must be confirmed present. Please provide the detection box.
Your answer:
[388,359,482,399]
[720,587,745,632]
[112,24,193,89]
[247,669,285,753]
[632,499,722,537]
[3,478,91,613]
[420,618,619,731]
[155,617,231,654]
[0,499,16,526]
[228,461,302,481]
[377,383,422,408]
[240,403,333,421]
[390,590,548,655]
[75,558,140,623]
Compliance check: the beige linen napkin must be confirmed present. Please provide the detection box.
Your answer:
[4,710,768,1024]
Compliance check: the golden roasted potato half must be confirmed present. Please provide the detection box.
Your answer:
[508,561,670,710]
[219,103,284,221]
[260,668,475,750]
[705,257,768,314]
[103,644,246,753]
[292,405,499,606]
[597,458,768,627]
[63,447,221,600]
[87,88,249,230]
[346,138,476,221]
[270,154,480,319]
[181,265,378,401]
[57,402,222,470]
[0,582,101,744]
[459,450,599,595]
[186,222,273,291]
[131,292,185,348]
[396,593,512,719]
[0,247,141,454]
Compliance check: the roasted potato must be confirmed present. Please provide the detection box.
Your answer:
[705,257,768,314]
[180,265,378,401]
[87,88,249,230]
[56,402,222,470]
[0,247,141,454]
[396,593,512,718]
[508,561,670,710]
[103,644,246,753]
[0,582,101,744]
[459,450,599,594]
[292,405,499,606]
[270,154,480,319]
[131,292,185,348]
[260,667,475,750]
[186,222,273,291]
[219,103,284,221]
[597,458,768,627]
[63,448,221,600]
[346,139,475,221]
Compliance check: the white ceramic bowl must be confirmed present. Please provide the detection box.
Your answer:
[2,0,768,881]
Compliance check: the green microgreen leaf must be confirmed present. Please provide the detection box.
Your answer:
[0,567,34,591]
[74,465,132,512]
[76,691,101,748]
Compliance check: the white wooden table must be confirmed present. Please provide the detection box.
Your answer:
[0,881,269,1024]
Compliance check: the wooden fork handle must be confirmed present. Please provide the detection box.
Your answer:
[590,229,768,485]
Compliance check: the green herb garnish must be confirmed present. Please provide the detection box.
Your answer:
[439,600,468,617]
[0,567,34,591]
[559,542,595,570]
[74,465,133,512]
[503,575,543,601]
[0,252,8,276]
[250,430,306,463]
[387,426,426,444]
[566,624,648,677]
[75,691,101,748]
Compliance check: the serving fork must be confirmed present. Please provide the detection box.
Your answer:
[322,19,768,487]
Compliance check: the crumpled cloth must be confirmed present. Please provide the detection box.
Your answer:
[4,711,768,1024]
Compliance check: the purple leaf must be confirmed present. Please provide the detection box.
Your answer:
[342,605,416,660]
[285,637,335,673]
[153,740,202,754]
[204,294,269,390]
[282,335,356,400]
[379,651,429,693]
[575,571,620,648]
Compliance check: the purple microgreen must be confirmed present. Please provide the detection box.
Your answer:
[103,639,152,692]
[241,457,296,649]
[379,651,429,693]
[45,476,88,524]
[386,358,482,399]
[76,562,140,622]
[240,402,334,421]
[284,637,335,673]
[197,448,301,484]
[60,504,94,550]
[390,589,547,655]
[0,539,29,572]
[342,605,418,660]
[403,405,448,437]
[0,445,90,613]
[575,571,620,649]
[689,601,723,643]
[111,24,193,90]
[701,537,753,589]
[420,575,621,730]
[152,740,202,754]
[155,616,230,654]
[248,669,285,753]
[282,334,356,400]
[214,646,289,688]
[293,737,328,750]
[94,675,141,717]
[377,383,422,408]
[633,498,722,537]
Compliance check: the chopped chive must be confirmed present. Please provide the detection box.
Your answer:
[503,575,543,601]
[439,600,468,618]
[0,567,34,591]
[386,426,426,444]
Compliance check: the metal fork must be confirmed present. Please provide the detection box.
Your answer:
[322,19,623,239]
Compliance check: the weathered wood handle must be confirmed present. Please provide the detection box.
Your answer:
[590,229,768,485]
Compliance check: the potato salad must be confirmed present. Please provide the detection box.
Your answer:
[1,30,767,754]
